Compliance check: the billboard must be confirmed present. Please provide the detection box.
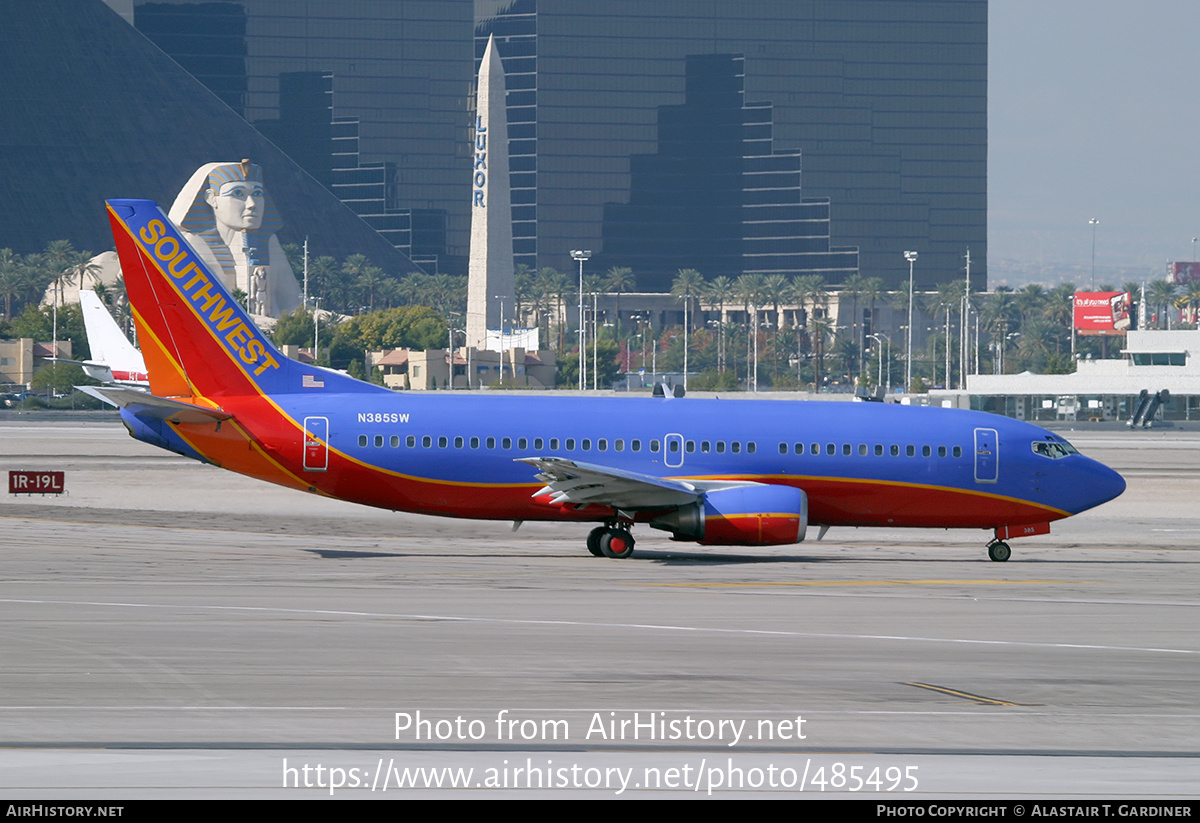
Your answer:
[1170,261,1200,284]
[1074,291,1132,335]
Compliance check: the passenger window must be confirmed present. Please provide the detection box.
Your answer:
[518,438,528,450]
[486,436,496,449]
[374,435,384,448]
[668,440,679,453]
[454,436,463,448]
[890,444,899,456]
[438,436,448,448]
[858,444,867,456]
[779,443,788,455]
[811,443,819,455]
[614,439,624,451]
[358,435,367,447]
[731,442,741,454]
[906,445,915,457]
[631,440,641,452]
[550,438,560,450]
[953,446,962,458]
[599,439,608,451]
[826,443,835,455]
[938,446,947,458]
[686,440,695,453]
[701,440,711,453]
[391,435,400,448]
[922,445,931,457]
[581,439,591,450]
[874,444,883,456]
[747,442,755,454]
[502,437,512,449]
[716,441,726,454]
[534,438,544,450]
[406,435,415,448]
[470,436,480,449]
[566,438,576,450]
[650,440,661,453]
[422,435,432,448]
[842,444,851,456]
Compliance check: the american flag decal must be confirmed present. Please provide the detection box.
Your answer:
[302,374,325,388]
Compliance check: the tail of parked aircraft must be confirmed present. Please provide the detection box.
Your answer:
[105,199,377,402]
[78,289,148,385]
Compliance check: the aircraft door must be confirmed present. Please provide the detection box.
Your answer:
[973,427,998,483]
[303,416,329,471]
[664,433,685,468]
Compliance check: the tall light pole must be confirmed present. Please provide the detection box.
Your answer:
[961,248,971,388]
[494,295,506,384]
[1089,218,1099,289]
[570,249,591,391]
[904,250,918,392]
[871,332,891,395]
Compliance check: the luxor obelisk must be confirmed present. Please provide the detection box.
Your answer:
[466,34,514,352]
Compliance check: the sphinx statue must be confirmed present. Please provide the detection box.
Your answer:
[168,160,301,320]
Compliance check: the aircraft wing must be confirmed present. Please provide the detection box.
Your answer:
[78,385,232,424]
[516,456,764,510]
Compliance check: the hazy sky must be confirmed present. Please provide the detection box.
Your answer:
[990,0,1200,281]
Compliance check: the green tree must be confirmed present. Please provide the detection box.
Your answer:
[8,303,89,359]
[327,305,447,369]
[32,362,93,395]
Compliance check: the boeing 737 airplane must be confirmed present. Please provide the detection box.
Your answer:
[89,199,1125,561]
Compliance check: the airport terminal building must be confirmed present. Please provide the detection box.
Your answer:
[954,330,1200,423]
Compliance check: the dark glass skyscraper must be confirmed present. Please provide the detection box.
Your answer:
[105,1,984,289]
[478,0,986,289]
[0,0,421,274]
[599,53,858,290]
[136,0,475,272]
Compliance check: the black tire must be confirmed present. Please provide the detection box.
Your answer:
[988,541,1011,562]
[600,529,635,559]
[586,526,606,557]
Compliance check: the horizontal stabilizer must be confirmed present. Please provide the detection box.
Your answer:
[78,385,232,424]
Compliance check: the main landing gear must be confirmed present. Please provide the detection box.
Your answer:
[986,539,1011,562]
[587,524,636,559]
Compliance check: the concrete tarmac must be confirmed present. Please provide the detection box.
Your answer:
[0,417,1197,798]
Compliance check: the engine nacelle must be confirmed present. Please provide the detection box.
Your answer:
[650,485,808,546]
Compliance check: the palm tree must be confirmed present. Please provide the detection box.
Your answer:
[808,312,833,391]
[604,265,635,337]
[307,256,339,306]
[980,287,1015,373]
[671,268,704,331]
[535,267,570,351]
[1183,282,1200,325]
[65,250,103,296]
[704,275,736,373]
[0,248,21,319]
[42,239,77,307]
[671,268,705,385]
[354,264,387,311]
[1146,280,1179,329]
[839,272,867,378]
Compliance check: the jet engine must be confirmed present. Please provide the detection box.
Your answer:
[650,485,807,546]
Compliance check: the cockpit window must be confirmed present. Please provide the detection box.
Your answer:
[1032,436,1078,459]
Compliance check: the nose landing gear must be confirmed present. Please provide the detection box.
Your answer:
[986,539,1011,562]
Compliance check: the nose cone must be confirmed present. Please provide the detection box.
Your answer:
[1071,456,1126,514]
